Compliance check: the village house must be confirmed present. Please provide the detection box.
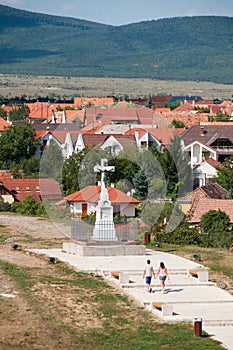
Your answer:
[63,185,139,218]
[179,183,229,218]
[187,198,233,224]
[182,124,233,164]
[0,177,63,204]
[75,133,136,154]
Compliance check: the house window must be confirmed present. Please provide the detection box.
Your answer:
[15,186,20,192]
[35,186,40,192]
[26,186,31,192]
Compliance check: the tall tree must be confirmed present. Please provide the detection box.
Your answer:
[161,133,192,199]
[9,105,29,121]
[40,140,63,182]
[0,124,37,168]
[62,148,89,195]
[215,156,233,198]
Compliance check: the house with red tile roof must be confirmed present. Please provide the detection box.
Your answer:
[0,116,11,135]
[75,133,136,154]
[63,185,139,217]
[26,102,76,122]
[125,127,183,152]
[183,183,228,202]
[0,178,62,204]
[188,198,233,223]
[83,107,170,130]
[34,125,83,159]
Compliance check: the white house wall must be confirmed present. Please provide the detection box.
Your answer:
[63,132,74,159]
[100,136,122,155]
[75,134,85,152]
[70,201,135,217]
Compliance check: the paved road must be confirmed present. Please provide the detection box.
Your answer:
[32,248,233,350]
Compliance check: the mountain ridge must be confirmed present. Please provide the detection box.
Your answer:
[0,5,232,84]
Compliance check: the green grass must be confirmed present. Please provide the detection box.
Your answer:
[0,260,224,349]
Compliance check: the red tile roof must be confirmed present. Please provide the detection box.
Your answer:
[74,97,114,109]
[0,117,11,131]
[65,186,139,204]
[125,127,183,145]
[81,134,135,149]
[188,198,233,223]
[0,178,62,202]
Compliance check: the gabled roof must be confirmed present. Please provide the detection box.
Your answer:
[174,103,195,112]
[125,127,183,145]
[148,128,184,145]
[188,198,233,223]
[0,178,62,202]
[81,133,135,149]
[182,125,233,146]
[183,140,217,153]
[65,186,139,204]
[183,183,228,201]
[205,158,224,169]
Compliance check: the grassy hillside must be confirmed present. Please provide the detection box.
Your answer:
[0,5,232,84]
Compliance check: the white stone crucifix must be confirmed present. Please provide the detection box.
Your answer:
[92,159,117,241]
[94,159,115,202]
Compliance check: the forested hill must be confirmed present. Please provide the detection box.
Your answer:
[0,5,232,84]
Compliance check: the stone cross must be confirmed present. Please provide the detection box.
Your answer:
[94,159,115,201]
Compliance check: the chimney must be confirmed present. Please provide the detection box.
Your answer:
[200,126,205,136]
[135,130,139,140]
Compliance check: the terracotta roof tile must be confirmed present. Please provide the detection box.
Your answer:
[189,198,233,223]
[0,178,62,202]
[0,117,11,131]
[65,186,139,204]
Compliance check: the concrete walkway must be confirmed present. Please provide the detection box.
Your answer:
[31,248,233,350]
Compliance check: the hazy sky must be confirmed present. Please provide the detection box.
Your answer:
[1,0,233,25]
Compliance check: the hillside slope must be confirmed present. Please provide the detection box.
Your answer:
[0,5,232,83]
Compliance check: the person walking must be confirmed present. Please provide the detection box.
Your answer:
[143,259,155,293]
[156,261,170,294]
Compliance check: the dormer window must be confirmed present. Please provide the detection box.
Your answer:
[26,186,31,192]
[35,186,40,192]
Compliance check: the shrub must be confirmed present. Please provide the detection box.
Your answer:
[155,224,201,246]
[13,195,46,216]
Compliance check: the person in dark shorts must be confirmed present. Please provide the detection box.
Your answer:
[143,259,155,293]
[156,261,170,294]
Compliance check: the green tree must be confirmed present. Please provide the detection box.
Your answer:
[0,106,7,120]
[200,209,233,248]
[62,148,89,195]
[13,195,46,216]
[9,105,29,121]
[215,156,233,197]
[161,133,192,198]
[165,102,180,110]
[0,125,37,168]
[171,119,186,128]
[133,169,148,200]
[108,146,140,184]
[40,140,63,182]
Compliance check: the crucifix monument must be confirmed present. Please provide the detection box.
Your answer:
[92,159,117,241]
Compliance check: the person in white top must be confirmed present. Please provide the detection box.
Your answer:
[143,259,155,293]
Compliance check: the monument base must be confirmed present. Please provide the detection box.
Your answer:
[92,220,117,241]
[63,241,146,257]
